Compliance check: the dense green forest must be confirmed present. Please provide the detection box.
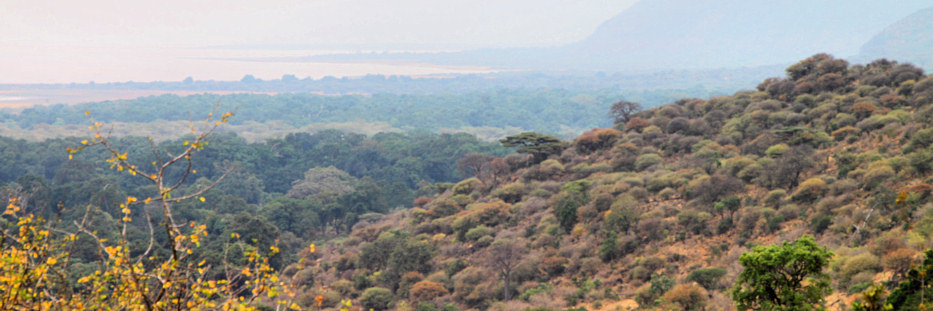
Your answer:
[1,129,507,271]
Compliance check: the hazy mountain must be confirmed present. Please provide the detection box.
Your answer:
[856,6,933,70]
[565,0,929,70]
[313,0,930,72]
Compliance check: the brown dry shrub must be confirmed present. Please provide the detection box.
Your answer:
[661,283,708,311]
[883,248,918,279]
[410,280,450,302]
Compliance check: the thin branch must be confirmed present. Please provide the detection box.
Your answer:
[135,211,156,265]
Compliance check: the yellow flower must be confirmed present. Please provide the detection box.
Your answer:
[200,197,206,202]
[309,243,316,253]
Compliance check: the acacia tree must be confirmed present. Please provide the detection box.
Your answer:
[0,109,310,310]
[499,132,566,164]
[488,238,526,301]
[608,100,642,125]
[456,153,495,178]
[478,157,509,190]
[732,235,833,310]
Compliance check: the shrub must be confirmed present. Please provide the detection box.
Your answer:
[630,266,651,283]
[659,187,678,200]
[523,159,564,181]
[635,274,674,307]
[360,287,394,311]
[492,182,526,203]
[398,272,425,297]
[464,225,492,241]
[474,235,494,248]
[429,198,461,217]
[861,163,894,189]
[661,283,708,311]
[450,194,473,207]
[677,209,712,235]
[831,126,858,141]
[765,143,789,158]
[452,178,482,195]
[810,214,833,234]
[777,204,801,221]
[764,189,787,207]
[410,280,450,302]
[793,178,826,202]
[836,253,882,290]
[635,153,663,171]
[414,197,433,207]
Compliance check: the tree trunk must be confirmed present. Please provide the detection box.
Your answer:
[503,270,511,301]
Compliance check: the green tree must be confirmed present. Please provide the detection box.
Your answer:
[851,283,889,311]
[886,249,933,310]
[499,132,566,164]
[686,267,727,290]
[732,235,833,310]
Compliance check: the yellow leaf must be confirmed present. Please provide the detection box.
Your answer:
[81,140,88,145]
[46,257,57,266]
[144,197,152,204]
[84,110,90,115]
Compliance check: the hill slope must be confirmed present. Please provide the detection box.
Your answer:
[294,54,933,310]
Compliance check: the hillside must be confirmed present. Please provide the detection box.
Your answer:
[857,6,933,70]
[295,54,933,310]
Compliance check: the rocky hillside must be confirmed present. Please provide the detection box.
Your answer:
[289,54,933,310]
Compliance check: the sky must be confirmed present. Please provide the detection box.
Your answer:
[0,1,637,83]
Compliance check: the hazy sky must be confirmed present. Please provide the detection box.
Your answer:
[1,1,637,49]
[0,1,638,83]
